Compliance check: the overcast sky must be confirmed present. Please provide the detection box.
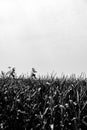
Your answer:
[0,0,87,77]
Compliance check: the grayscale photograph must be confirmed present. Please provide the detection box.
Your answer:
[0,0,87,129]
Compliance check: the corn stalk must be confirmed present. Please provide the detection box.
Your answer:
[59,92,65,130]
[76,86,81,129]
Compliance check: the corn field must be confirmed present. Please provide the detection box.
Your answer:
[0,68,87,130]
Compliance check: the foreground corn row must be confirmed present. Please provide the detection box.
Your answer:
[0,71,87,130]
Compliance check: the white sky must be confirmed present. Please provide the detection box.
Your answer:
[0,0,87,77]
